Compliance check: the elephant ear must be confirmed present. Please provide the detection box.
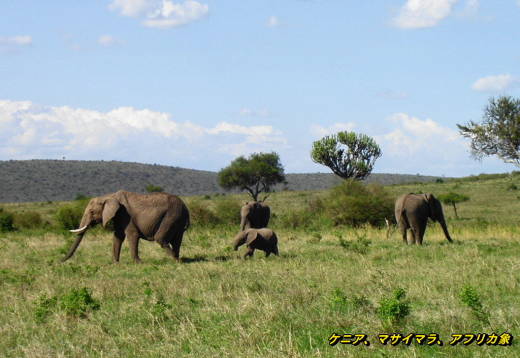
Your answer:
[425,193,437,221]
[245,230,258,246]
[102,198,120,228]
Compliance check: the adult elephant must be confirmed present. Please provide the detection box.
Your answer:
[62,190,190,263]
[394,193,453,245]
[240,201,270,231]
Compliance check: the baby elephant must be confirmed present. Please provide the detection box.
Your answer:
[233,228,279,259]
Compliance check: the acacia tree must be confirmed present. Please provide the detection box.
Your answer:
[437,192,469,219]
[457,96,520,166]
[218,152,285,201]
[311,131,382,180]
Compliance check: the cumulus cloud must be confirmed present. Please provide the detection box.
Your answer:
[310,122,356,138]
[393,0,459,29]
[266,16,280,27]
[0,100,286,162]
[471,74,519,92]
[109,0,208,28]
[0,35,32,53]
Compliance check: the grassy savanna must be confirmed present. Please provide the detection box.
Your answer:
[1,175,519,357]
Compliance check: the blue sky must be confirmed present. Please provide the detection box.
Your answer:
[1,0,519,176]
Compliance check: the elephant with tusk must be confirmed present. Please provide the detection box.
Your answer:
[395,193,453,245]
[62,190,190,263]
[232,228,279,259]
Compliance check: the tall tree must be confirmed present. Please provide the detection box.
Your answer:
[311,131,382,180]
[437,192,469,219]
[458,96,520,166]
[218,152,285,201]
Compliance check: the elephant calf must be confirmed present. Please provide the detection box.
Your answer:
[232,228,279,259]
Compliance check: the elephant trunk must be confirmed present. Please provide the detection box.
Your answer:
[438,218,453,243]
[61,233,86,262]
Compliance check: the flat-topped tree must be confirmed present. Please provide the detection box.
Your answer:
[458,96,520,167]
[311,131,382,180]
[218,152,285,201]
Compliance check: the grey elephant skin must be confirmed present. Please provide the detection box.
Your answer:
[240,201,270,231]
[62,190,190,263]
[233,228,279,258]
[395,193,453,245]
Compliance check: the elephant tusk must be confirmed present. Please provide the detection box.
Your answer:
[70,225,88,233]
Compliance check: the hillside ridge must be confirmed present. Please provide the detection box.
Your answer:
[0,160,443,202]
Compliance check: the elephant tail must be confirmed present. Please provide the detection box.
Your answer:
[61,233,85,262]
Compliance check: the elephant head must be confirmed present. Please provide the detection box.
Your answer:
[240,201,270,231]
[233,228,279,258]
[424,193,453,242]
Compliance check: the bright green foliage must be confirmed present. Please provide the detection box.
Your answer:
[55,204,84,230]
[325,180,394,227]
[218,152,285,201]
[0,208,15,232]
[311,131,382,180]
[459,285,489,324]
[458,96,520,166]
[146,184,164,193]
[59,287,100,318]
[437,192,470,219]
[377,288,411,324]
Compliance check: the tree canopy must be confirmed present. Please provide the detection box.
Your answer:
[217,152,286,201]
[457,96,520,166]
[437,192,469,219]
[310,131,382,180]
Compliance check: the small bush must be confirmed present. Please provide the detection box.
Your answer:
[324,180,394,227]
[214,197,241,225]
[377,288,410,324]
[506,182,518,191]
[189,200,221,227]
[55,199,88,230]
[459,285,489,324]
[34,295,58,323]
[13,211,43,230]
[0,208,15,232]
[339,233,371,254]
[60,287,100,317]
[146,184,164,193]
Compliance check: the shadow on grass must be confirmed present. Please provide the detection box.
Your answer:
[180,255,208,263]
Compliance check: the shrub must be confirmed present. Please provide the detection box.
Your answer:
[324,180,394,227]
[338,232,371,254]
[55,199,89,230]
[377,288,410,324]
[146,184,164,193]
[60,287,100,318]
[214,197,241,226]
[34,295,58,323]
[13,211,43,230]
[189,200,221,227]
[459,285,489,324]
[0,208,15,232]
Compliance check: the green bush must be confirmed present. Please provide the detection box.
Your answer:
[213,197,241,225]
[55,199,88,230]
[189,200,221,227]
[0,208,15,232]
[459,285,489,324]
[324,180,394,227]
[146,184,164,193]
[13,211,43,229]
[377,288,410,324]
[60,287,100,318]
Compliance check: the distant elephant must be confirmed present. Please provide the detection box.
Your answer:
[233,228,279,258]
[395,193,453,245]
[240,201,270,231]
[62,190,190,263]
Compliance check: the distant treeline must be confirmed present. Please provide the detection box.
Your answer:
[0,160,443,203]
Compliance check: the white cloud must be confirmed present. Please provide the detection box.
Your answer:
[393,0,459,29]
[471,74,519,92]
[0,100,286,161]
[0,35,32,53]
[109,0,209,28]
[310,122,356,138]
[460,0,479,16]
[266,16,280,28]
[98,35,120,47]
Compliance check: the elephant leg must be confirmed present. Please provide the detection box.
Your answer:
[127,235,141,263]
[243,247,254,259]
[417,224,426,245]
[170,234,183,262]
[112,234,125,263]
[265,250,271,257]
[398,222,408,244]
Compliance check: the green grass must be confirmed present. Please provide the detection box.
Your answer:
[0,176,519,357]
